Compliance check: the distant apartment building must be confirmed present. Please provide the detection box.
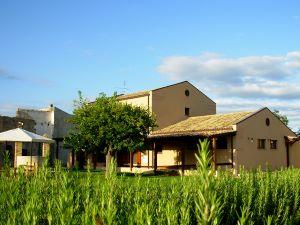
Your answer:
[16,105,73,166]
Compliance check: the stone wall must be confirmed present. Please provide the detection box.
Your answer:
[0,116,35,132]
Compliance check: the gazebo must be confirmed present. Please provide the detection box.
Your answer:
[0,128,54,168]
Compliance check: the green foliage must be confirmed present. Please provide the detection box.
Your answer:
[273,109,289,126]
[194,139,222,225]
[64,91,157,155]
[0,140,300,225]
[2,150,11,172]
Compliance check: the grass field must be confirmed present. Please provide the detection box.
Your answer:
[0,142,299,225]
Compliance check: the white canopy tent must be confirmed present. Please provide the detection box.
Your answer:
[0,128,54,168]
[0,128,54,143]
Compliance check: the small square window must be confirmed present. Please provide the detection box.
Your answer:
[258,139,266,149]
[185,107,190,116]
[270,140,277,149]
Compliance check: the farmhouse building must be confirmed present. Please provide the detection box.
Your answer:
[116,81,300,172]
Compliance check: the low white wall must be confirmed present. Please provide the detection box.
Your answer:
[16,156,45,167]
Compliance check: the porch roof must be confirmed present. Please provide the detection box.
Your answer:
[0,128,54,143]
[149,111,254,138]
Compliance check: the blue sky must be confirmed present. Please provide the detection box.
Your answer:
[1,0,300,130]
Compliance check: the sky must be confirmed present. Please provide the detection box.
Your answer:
[0,0,300,130]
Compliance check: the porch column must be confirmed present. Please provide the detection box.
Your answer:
[14,142,22,168]
[181,149,185,175]
[153,142,157,174]
[230,135,234,168]
[147,149,150,169]
[130,151,133,171]
[42,143,50,157]
[211,137,217,169]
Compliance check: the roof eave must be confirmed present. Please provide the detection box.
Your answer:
[148,130,236,139]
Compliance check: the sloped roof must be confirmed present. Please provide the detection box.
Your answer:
[0,128,54,143]
[117,90,150,100]
[150,111,254,138]
[117,81,215,103]
[117,81,190,100]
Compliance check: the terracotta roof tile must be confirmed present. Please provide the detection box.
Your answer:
[150,111,253,138]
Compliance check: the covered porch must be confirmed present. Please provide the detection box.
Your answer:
[115,132,235,174]
[122,111,251,173]
[0,128,54,168]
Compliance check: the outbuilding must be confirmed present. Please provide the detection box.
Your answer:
[0,128,54,168]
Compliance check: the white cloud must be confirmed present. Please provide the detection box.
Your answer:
[158,51,300,130]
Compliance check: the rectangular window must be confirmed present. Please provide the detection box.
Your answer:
[185,107,190,116]
[216,136,228,149]
[22,148,28,156]
[270,140,277,149]
[257,139,266,149]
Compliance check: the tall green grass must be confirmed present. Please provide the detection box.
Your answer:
[0,140,299,225]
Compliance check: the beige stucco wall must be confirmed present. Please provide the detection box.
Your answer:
[290,141,300,167]
[16,156,44,167]
[152,82,216,129]
[157,149,180,166]
[215,135,236,168]
[155,139,199,166]
[119,94,151,111]
[140,150,152,167]
[235,108,295,170]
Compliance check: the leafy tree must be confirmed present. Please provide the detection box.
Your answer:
[273,110,289,126]
[65,91,156,172]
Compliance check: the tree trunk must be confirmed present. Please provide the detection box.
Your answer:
[105,145,115,175]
